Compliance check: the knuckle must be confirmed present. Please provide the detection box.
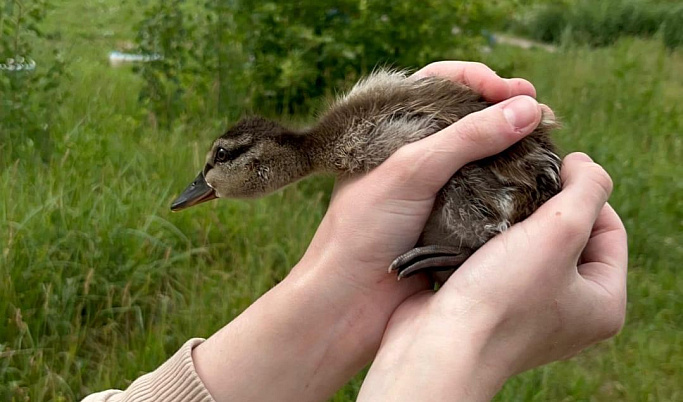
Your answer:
[587,163,614,199]
[468,61,490,72]
[422,61,444,71]
[391,143,419,166]
[418,61,455,78]
[388,143,425,182]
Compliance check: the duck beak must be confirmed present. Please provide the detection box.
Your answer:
[171,172,218,211]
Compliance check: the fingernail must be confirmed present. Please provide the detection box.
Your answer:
[503,96,539,130]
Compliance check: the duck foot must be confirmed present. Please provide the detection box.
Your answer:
[389,246,470,279]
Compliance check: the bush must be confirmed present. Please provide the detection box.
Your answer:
[134,0,513,123]
[0,0,67,163]
[235,1,496,115]
[135,0,208,129]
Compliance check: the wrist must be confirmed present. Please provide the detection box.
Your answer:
[424,317,511,401]
[294,241,430,302]
[359,295,512,401]
[288,250,430,352]
[193,251,426,402]
[427,294,515,394]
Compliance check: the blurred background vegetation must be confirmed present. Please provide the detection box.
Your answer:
[1,0,681,400]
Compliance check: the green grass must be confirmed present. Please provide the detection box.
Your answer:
[1,1,682,400]
[482,38,682,401]
[511,0,683,50]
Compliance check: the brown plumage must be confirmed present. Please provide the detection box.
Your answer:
[171,69,562,281]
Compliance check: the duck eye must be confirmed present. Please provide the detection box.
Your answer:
[215,147,229,163]
[214,145,251,164]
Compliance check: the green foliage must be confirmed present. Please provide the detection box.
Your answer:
[0,0,67,162]
[135,0,207,128]
[663,5,683,49]
[233,1,497,115]
[1,0,682,400]
[514,0,683,48]
[134,0,506,121]
[482,39,683,399]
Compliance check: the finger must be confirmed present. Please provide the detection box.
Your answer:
[578,203,628,299]
[540,104,555,123]
[375,95,542,198]
[575,206,628,340]
[579,203,627,267]
[412,61,537,102]
[521,153,614,258]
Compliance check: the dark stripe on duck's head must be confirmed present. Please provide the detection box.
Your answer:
[213,144,252,164]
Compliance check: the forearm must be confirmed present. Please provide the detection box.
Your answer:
[192,255,426,402]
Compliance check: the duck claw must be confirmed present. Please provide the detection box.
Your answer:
[389,246,470,279]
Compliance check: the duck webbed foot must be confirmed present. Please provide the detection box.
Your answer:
[389,245,471,280]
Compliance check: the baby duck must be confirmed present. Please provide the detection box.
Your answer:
[171,69,562,281]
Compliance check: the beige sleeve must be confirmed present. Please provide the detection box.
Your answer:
[81,338,215,402]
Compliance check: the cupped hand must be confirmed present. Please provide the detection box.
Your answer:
[192,62,564,402]
[298,62,543,292]
[358,153,628,401]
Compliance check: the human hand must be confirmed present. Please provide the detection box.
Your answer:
[193,61,554,402]
[358,153,628,401]
[298,61,543,293]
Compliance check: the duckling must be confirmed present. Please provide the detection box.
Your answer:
[171,69,562,281]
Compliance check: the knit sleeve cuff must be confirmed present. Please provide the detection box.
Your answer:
[82,338,215,402]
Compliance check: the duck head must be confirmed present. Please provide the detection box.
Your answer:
[171,117,312,211]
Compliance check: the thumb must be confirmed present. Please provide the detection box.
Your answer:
[375,95,543,199]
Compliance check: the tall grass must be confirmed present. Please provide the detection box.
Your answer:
[483,37,682,400]
[514,0,683,50]
[663,6,683,49]
[0,0,681,400]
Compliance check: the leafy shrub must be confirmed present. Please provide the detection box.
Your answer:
[135,0,512,123]
[135,0,208,129]
[0,0,67,163]
[234,1,497,115]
